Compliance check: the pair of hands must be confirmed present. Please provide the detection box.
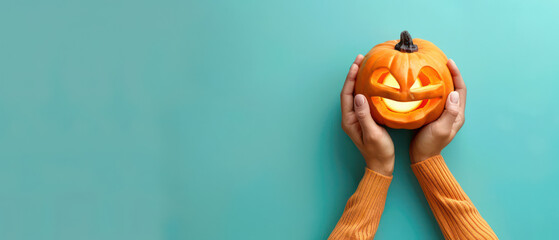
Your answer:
[341,55,467,176]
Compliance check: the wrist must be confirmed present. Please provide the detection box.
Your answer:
[366,159,394,177]
[410,151,440,164]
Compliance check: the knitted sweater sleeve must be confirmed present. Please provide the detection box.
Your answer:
[328,168,392,240]
[411,155,498,240]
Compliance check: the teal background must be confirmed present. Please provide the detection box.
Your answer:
[1,0,558,239]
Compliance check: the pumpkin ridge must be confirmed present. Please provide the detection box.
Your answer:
[407,65,415,93]
[407,53,421,89]
[386,52,397,68]
[371,49,395,68]
[400,53,411,93]
[420,52,445,76]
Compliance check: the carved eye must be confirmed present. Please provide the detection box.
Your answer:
[381,73,423,112]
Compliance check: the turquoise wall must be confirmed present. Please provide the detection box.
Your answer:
[1,0,558,239]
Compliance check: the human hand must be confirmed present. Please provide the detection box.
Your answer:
[341,55,395,176]
[410,59,467,164]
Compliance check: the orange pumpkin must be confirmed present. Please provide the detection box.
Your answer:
[355,31,454,129]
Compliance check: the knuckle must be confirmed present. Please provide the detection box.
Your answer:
[364,131,380,143]
[447,108,459,116]
[433,128,451,138]
[341,117,352,128]
[355,110,369,119]
[459,119,465,129]
[456,114,465,127]
[363,133,375,143]
[341,122,348,132]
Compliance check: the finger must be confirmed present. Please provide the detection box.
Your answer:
[447,59,465,90]
[354,94,380,141]
[341,55,365,115]
[434,91,460,135]
[354,54,364,65]
[447,59,467,111]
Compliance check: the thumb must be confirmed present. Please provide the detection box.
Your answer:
[436,91,460,131]
[354,94,379,136]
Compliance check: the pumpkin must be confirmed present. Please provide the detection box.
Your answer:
[355,31,454,129]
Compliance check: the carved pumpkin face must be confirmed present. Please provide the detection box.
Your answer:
[355,31,454,129]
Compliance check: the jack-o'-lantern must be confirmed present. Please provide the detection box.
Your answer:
[355,31,454,129]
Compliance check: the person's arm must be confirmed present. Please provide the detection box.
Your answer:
[328,168,391,240]
[410,59,498,239]
[411,155,497,239]
[329,55,395,239]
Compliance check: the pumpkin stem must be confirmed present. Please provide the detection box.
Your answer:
[394,31,418,53]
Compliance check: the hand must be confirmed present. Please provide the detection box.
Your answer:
[410,59,467,164]
[341,55,395,176]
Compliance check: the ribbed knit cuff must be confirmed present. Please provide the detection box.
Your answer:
[352,167,392,209]
[364,167,393,185]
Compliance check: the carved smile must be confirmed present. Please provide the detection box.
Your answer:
[381,98,426,113]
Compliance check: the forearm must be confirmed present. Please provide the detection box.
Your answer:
[328,168,392,240]
[411,155,498,240]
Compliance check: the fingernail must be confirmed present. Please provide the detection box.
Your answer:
[449,91,459,104]
[355,94,365,107]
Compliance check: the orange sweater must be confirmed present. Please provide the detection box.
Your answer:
[328,155,497,240]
